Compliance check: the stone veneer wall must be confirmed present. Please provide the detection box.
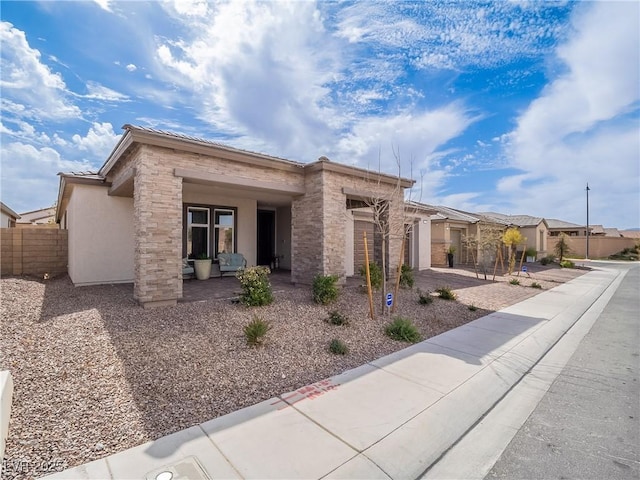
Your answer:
[291,169,324,284]
[132,146,183,307]
[292,164,405,285]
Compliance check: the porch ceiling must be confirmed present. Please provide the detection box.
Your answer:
[176,167,303,207]
[183,181,294,207]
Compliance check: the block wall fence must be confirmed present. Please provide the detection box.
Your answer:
[1,228,68,277]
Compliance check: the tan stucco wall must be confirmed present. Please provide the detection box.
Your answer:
[565,236,637,258]
[67,184,134,285]
[520,224,548,256]
[412,215,431,270]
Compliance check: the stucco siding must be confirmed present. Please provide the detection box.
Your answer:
[67,184,134,285]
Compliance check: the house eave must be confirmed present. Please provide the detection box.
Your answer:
[100,125,306,177]
[308,159,414,188]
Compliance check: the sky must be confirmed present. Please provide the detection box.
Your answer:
[1,1,638,228]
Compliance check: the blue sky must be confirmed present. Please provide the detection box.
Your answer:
[1,1,638,228]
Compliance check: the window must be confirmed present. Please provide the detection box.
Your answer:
[214,209,234,257]
[187,207,210,258]
[183,205,237,259]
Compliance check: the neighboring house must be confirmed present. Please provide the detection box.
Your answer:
[589,225,622,237]
[547,218,588,237]
[479,212,549,259]
[416,204,480,266]
[17,207,56,227]
[620,230,640,240]
[0,202,20,228]
[56,125,432,308]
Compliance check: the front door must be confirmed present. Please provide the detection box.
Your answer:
[257,210,275,267]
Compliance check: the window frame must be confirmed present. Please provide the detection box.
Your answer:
[183,204,237,260]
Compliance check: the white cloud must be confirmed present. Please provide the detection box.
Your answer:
[500,2,640,227]
[83,81,130,102]
[71,122,121,160]
[0,142,92,212]
[154,1,342,158]
[335,103,478,174]
[92,0,112,13]
[0,22,80,121]
[126,63,137,72]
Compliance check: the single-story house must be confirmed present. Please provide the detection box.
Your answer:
[0,202,20,228]
[56,125,433,308]
[547,218,588,237]
[17,207,56,227]
[479,212,549,258]
[413,203,480,266]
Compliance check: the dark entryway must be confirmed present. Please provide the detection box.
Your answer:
[257,210,275,267]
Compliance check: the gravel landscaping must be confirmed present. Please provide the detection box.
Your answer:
[0,265,586,479]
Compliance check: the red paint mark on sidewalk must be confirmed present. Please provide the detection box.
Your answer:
[270,379,341,410]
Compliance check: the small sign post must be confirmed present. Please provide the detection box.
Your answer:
[522,265,527,273]
[386,293,393,313]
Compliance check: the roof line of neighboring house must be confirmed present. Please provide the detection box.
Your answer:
[0,202,20,220]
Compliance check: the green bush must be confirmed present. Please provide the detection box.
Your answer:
[435,286,456,300]
[560,259,575,269]
[360,262,383,290]
[468,304,478,311]
[327,310,349,326]
[237,266,273,306]
[417,289,433,305]
[509,278,520,285]
[530,282,542,289]
[385,317,421,343]
[243,316,271,346]
[312,274,340,305]
[399,264,414,289]
[540,255,554,265]
[329,338,349,355]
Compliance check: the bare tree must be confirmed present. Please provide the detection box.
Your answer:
[360,146,417,316]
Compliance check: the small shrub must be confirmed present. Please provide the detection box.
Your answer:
[312,274,339,305]
[385,317,421,343]
[243,316,271,346]
[560,259,575,269]
[327,310,349,326]
[530,282,542,289]
[435,286,456,300]
[399,264,415,289]
[329,338,349,355]
[468,304,478,311]
[237,266,273,306]
[540,255,554,266]
[509,278,520,285]
[360,262,383,290]
[417,289,433,305]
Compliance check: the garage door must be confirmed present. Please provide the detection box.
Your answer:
[354,220,375,274]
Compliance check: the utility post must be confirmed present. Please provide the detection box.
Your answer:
[586,183,590,259]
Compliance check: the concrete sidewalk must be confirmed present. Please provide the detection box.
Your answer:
[43,266,623,480]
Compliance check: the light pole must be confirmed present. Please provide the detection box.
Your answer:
[586,183,590,259]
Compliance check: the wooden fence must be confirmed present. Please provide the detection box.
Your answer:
[1,228,67,277]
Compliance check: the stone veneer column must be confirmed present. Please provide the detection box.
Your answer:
[321,170,348,283]
[387,195,404,283]
[291,169,325,284]
[133,146,183,307]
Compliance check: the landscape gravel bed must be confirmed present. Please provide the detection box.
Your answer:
[0,266,586,479]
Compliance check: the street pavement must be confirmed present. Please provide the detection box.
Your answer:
[42,263,631,480]
[485,263,639,479]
